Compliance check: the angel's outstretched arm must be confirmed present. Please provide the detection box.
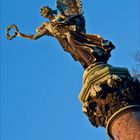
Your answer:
[17,28,48,40]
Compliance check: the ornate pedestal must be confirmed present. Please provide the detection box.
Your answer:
[79,63,140,139]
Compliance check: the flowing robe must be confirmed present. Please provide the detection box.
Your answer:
[39,22,115,69]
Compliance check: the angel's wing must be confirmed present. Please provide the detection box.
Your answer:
[56,0,86,33]
[56,0,83,16]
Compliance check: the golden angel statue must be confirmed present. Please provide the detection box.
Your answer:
[6,0,115,69]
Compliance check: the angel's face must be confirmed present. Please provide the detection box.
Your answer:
[40,7,50,18]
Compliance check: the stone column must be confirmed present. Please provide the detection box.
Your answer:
[79,63,140,140]
[107,106,140,140]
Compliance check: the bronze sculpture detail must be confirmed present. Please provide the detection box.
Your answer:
[6,0,115,69]
[6,1,140,139]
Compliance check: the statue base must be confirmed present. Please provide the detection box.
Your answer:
[79,63,140,139]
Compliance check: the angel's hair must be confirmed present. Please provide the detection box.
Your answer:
[40,6,57,16]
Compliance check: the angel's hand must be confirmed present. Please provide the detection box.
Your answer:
[16,31,22,37]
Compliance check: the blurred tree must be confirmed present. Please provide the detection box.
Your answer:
[132,50,140,80]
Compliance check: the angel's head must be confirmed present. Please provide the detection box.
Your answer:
[40,6,57,19]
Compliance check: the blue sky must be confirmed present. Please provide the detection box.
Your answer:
[0,0,139,140]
